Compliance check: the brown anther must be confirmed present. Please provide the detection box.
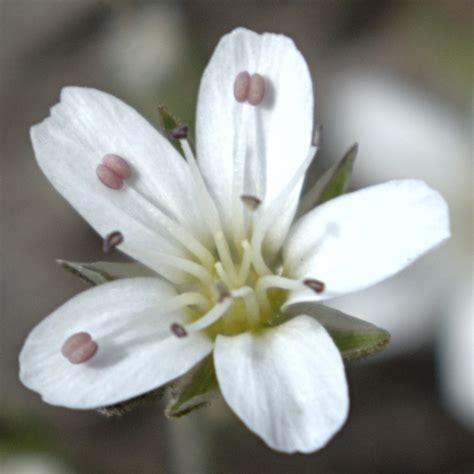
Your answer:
[233,71,251,103]
[248,73,266,106]
[169,125,189,140]
[241,194,262,210]
[215,282,231,302]
[61,332,98,364]
[170,323,187,338]
[103,231,123,253]
[304,278,325,293]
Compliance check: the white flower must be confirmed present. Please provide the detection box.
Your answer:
[19,28,450,454]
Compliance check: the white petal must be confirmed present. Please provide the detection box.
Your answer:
[196,28,313,251]
[19,278,213,409]
[284,179,450,305]
[214,315,348,453]
[31,87,209,282]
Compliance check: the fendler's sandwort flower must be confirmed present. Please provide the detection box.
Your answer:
[20,28,450,453]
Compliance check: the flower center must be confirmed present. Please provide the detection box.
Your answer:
[90,79,323,341]
[166,224,325,338]
[158,130,324,338]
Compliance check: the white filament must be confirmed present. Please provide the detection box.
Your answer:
[180,139,223,234]
[185,298,233,333]
[231,286,260,325]
[156,253,213,285]
[237,240,252,285]
[126,185,214,267]
[250,145,317,274]
[256,275,305,314]
[156,292,210,314]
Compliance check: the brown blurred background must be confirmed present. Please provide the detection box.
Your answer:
[1,1,473,473]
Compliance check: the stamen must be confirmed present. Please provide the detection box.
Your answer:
[215,262,233,289]
[241,194,261,211]
[102,154,132,179]
[96,165,123,189]
[184,299,232,333]
[249,243,272,277]
[231,287,260,325]
[156,292,210,314]
[96,154,131,189]
[214,232,238,283]
[169,125,189,140]
[248,73,266,106]
[233,71,251,103]
[237,240,252,285]
[103,231,123,253]
[179,138,222,234]
[250,145,317,273]
[61,332,98,364]
[303,278,325,293]
[170,323,187,338]
[256,275,303,314]
[214,262,232,287]
[156,254,214,285]
[126,186,215,268]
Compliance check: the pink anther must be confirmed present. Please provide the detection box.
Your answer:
[233,71,266,106]
[233,71,251,103]
[61,332,98,364]
[96,154,131,189]
[248,73,266,106]
[103,154,132,179]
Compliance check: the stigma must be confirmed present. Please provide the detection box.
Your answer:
[96,154,131,189]
[61,332,98,364]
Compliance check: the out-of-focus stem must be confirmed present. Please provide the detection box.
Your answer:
[166,411,213,474]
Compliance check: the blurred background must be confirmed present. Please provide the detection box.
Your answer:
[1,0,472,473]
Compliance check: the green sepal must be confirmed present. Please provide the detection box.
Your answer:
[97,387,166,417]
[284,302,390,360]
[165,356,218,418]
[298,143,358,216]
[157,104,185,155]
[56,259,156,286]
[317,143,358,206]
